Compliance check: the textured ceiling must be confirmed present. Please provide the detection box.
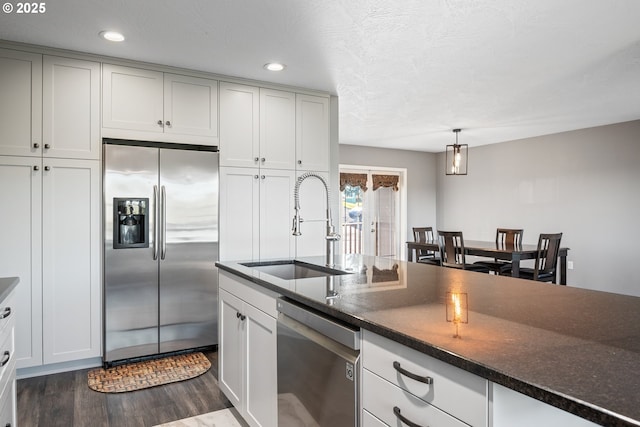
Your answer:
[1,0,639,152]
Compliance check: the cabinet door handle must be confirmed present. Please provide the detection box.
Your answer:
[33,143,40,149]
[33,165,39,171]
[165,120,171,127]
[44,143,50,149]
[0,351,9,367]
[393,406,426,427]
[236,312,246,321]
[0,307,11,319]
[261,157,265,163]
[297,160,302,165]
[157,120,164,127]
[44,166,50,171]
[254,157,259,162]
[260,175,265,180]
[393,361,433,384]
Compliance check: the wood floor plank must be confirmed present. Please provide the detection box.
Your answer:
[17,351,232,427]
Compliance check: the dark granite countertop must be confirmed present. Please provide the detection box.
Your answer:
[216,255,640,427]
[0,277,19,303]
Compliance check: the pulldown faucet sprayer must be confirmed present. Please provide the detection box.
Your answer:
[292,172,341,267]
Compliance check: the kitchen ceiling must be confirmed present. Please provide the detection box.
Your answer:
[1,0,639,152]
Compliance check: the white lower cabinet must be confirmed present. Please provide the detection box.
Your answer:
[0,288,17,427]
[0,156,101,369]
[490,383,598,427]
[219,167,294,262]
[41,158,101,364]
[362,409,387,427]
[362,330,488,427]
[363,369,469,427]
[219,271,278,427]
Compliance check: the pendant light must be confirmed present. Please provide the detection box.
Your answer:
[445,128,468,175]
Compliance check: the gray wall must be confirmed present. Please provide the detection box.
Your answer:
[436,120,640,296]
[339,144,438,247]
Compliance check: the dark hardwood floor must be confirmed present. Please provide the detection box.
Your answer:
[17,351,234,427]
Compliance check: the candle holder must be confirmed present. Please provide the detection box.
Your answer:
[446,292,468,338]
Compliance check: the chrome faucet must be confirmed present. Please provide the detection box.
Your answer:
[292,172,340,267]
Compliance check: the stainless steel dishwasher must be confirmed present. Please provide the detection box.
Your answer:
[277,298,360,427]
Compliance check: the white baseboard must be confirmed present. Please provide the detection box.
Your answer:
[17,357,102,379]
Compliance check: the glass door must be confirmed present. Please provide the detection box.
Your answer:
[340,167,404,258]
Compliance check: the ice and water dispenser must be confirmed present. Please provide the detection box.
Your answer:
[113,198,149,249]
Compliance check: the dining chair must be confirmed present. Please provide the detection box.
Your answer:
[474,228,524,274]
[412,227,440,265]
[516,233,563,283]
[437,231,490,272]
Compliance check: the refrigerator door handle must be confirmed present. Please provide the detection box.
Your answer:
[161,185,167,260]
[153,185,159,260]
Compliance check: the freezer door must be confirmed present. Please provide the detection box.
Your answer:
[104,144,160,362]
[159,148,219,352]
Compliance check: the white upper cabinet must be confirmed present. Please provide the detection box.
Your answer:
[102,64,164,133]
[102,64,218,145]
[259,88,296,170]
[163,73,219,139]
[219,82,260,168]
[296,94,329,172]
[43,56,100,160]
[0,48,42,157]
[220,84,296,170]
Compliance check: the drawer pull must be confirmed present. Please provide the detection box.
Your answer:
[394,406,426,427]
[0,351,9,367]
[0,307,10,319]
[393,361,433,384]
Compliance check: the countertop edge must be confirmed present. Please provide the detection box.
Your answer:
[0,277,19,303]
[216,262,638,427]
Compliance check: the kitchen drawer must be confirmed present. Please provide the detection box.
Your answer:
[363,409,388,427]
[0,292,15,339]
[363,369,470,427]
[219,271,279,318]
[0,323,14,405]
[362,330,487,427]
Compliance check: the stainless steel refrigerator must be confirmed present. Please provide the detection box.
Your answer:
[103,140,218,364]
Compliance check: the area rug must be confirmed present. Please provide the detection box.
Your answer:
[87,352,211,393]
[153,408,247,427]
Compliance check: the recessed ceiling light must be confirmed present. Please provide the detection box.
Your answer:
[100,31,125,42]
[264,62,285,71]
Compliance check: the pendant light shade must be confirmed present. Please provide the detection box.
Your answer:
[445,129,468,175]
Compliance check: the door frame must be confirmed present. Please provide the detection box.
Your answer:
[339,164,407,259]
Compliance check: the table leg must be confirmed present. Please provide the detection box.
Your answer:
[511,254,521,278]
[407,246,414,262]
[560,254,567,285]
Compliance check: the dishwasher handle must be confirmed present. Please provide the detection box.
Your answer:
[278,312,360,366]
[277,298,360,350]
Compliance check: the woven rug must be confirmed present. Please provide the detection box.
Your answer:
[88,352,211,393]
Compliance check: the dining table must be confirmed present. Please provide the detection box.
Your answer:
[406,240,570,285]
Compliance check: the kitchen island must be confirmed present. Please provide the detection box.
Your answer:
[216,255,640,427]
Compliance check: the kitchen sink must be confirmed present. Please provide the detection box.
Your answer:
[241,260,351,280]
